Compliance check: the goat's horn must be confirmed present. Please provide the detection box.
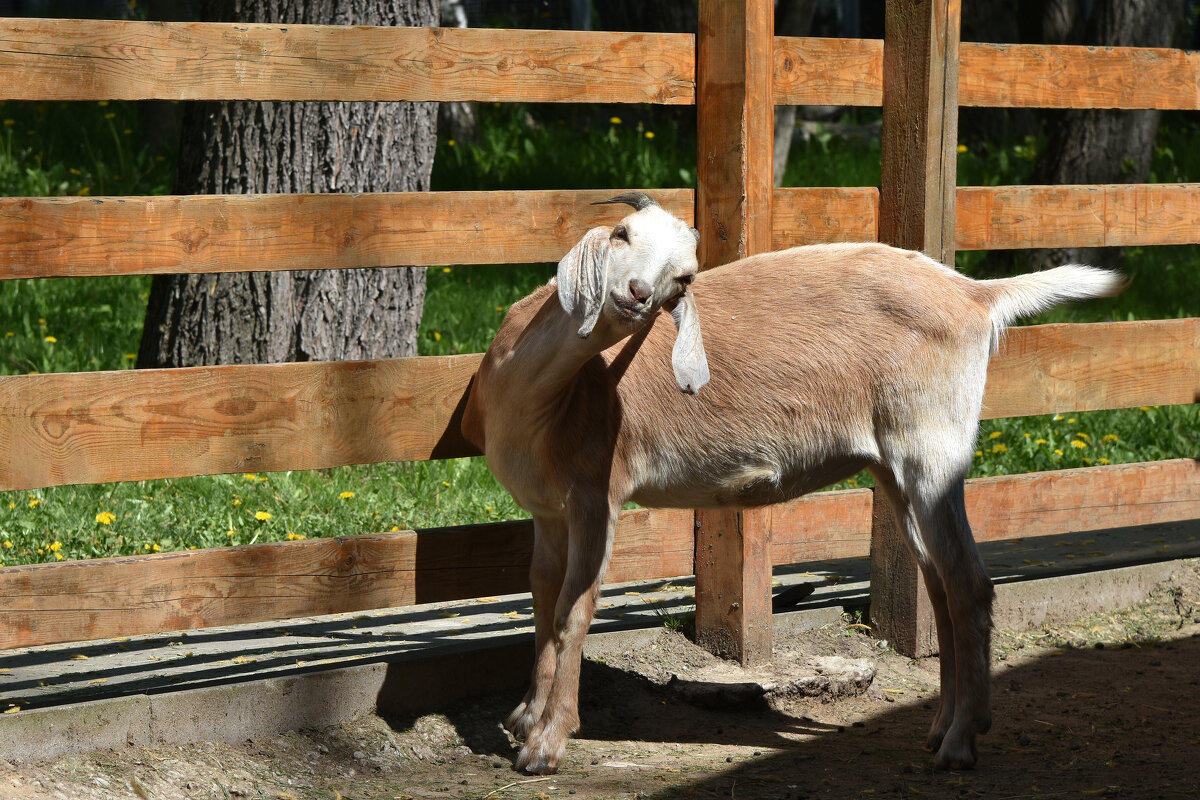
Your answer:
[591,192,660,211]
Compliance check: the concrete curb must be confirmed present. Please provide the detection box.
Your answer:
[0,560,1187,764]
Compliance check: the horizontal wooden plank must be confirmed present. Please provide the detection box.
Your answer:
[0,19,694,103]
[0,188,878,279]
[773,36,882,106]
[771,187,879,247]
[774,39,1200,110]
[982,319,1200,420]
[769,488,874,564]
[0,506,693,650]
[960,42,1200,110]
[0,190,695,279]
[0,355,483,492]
[965,459,1200,543]
[956,184,1200,251]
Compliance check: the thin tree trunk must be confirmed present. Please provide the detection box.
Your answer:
[138,0,438,367]
[772,0,818,187]
[1029,0,1187,270]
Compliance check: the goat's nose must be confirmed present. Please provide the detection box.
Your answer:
[628,278,653,304]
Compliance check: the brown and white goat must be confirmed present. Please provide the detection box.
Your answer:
[460,192,1123,775]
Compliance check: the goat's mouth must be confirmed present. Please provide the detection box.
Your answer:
[609,296,649,323]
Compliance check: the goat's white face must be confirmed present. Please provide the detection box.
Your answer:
[557,195,709,393]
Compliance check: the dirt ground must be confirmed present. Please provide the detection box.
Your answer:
[4,561,1199,800]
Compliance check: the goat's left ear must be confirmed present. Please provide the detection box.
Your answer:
[556,227,610,338]
[669,290,709,394]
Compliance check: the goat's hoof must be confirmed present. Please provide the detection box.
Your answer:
[933,734,978,771]
[504,704,536,741]
[515,738,565,775]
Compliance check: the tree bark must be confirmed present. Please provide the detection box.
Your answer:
[1029,0,1187,270]
[138,0,438,368]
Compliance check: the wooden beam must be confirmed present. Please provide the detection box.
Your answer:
[982,319,1200,420]
[0,507,693,651]
[768,489,874,564]
[0,19,694,104]
[0,187,885,281]
[773,39,1200,111]
[0,355,482,492]
[956,184,1200,251]
[694,0,775,666]
[959,42,1200,110]
[873,0,961,658]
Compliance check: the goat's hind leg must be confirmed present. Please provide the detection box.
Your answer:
[506,516,568,741]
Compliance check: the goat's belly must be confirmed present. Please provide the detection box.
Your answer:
[629,455,870,510]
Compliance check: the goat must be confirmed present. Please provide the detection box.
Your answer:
[460,192,1123,775]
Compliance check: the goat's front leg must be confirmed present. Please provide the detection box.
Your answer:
[507,516,568,740]
[516,502,615,775]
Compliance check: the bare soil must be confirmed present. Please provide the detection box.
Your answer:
[4,561,1199,800]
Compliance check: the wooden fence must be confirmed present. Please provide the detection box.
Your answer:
[1,1,1197,662]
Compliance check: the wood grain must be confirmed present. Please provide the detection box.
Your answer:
[0,355,483,492]
[959,42,1200,110]
[0,190,695,280]
[771,187,879,247]
[0,18,694,104]
[773,39,1200,111]
[0,188,888,280]
[982,319,1200,420]
[769,489,874,564]
[956,184,1200,251]
[0,507,693,650]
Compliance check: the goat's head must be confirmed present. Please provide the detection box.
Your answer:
[556,192,709,393]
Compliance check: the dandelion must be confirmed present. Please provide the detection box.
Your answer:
[286,532,306,541]
[243,473,258,481]
[1023,432,1032,438]
[254,511,273,521]
[4,332,12,337]
[1052,414,1063,421]
[37,548,44,555]
[1075,432,1090,440]
[1098,458,1111,465]
[2,541,11,549]
[104,112,116,120]
[143,543,152,551]
[609,116,622,125]
[96,511,116,525]
[43,335,57,343]
[447,139,456,147]
[123,128,132,135]
[1035,438,1047,445]
[5,502,12,509]
[98,100,109,107]
[495,305,506,312]
[991,443,1008,454]
[69,168,82,175]
[1070,439,1088,449]
[1,119,14,127]
[957,143,968,153]
[1067,418,1076,424]
[390,525,400,532]
[124,353,137,360]
[49,541,62,552]
[988,431,1002,440]
[28,498,41,508]
[55,553,63,560]
[1102,434,1119,443]
[1081,457,1091,465]
[974,450,983,458]
[442,267,451,273]
[433,331,442,341]
[1140,406,1152,412]
[645,131,655,139]
[77,187,90,196]
[226,530,236,537]
[232,498,242,506]
[1054,449,1064,457]
[339,491,355,500]
[442,481,451,488]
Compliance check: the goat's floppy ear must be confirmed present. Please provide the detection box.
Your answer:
[557,227,610,338]
[669,290,709,394]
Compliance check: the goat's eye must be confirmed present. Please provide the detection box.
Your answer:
[612,224,629,242]
[678,274,694,286]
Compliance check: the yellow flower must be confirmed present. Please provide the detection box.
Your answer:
[339,491,355,499]
[44,335,57,343]
[104,112,116,120]
[1075,431,1090,440]
[286,532,306,541]
[442,267,451,273]
[390,525,400,532]
[1,119,12,126]
[226,530,236,537]
[974,450,983,457]
[77,187,90,196]
[1081,457,1091,465]
[1098,457,1111,465]
[956,143,968,153]
[1067,418,1076,424]
[644,131,655,139]
[495,305,506,312]
[1,541,10,549]
[37,548,44,555]
[95,511,116,525]
[447,139,456,147]
[143,543,152,550]
[1102,434,1119,443]
[123,353,137,360]
[28,498,41,508]
[69,168,82,175]
[1140,406,1152,412]
[1052,414,1063,421]
[988,431,1002,440]
[55,553,63,560]
[1070,439,1087,449]
[433,331,442,341]
[609,116,622,125]
[243,473,258,481]
[98,100,109,107]
[254,511,272,521]
[442,481,451,487]
[49,541,62,552]
[1023,433,1032,438]
[4,331,12,337]
[232,498,242,506]
[123,128,132,135]
[1035,438,1047,445]
[1054,449,1064,456]
[991,443,1008,454]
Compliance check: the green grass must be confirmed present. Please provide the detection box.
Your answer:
[0,102,1198,566]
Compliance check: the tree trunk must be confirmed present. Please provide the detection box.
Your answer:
[138,0,438,368]
[1029,0,1187,270]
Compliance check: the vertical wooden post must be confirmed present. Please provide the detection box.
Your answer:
[871,0,961,658]
[693,0,774,665]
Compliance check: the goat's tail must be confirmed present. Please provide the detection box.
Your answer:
[978,265,1126,349]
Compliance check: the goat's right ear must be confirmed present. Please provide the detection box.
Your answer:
[556,227,610,338]
[669,290,709,394]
